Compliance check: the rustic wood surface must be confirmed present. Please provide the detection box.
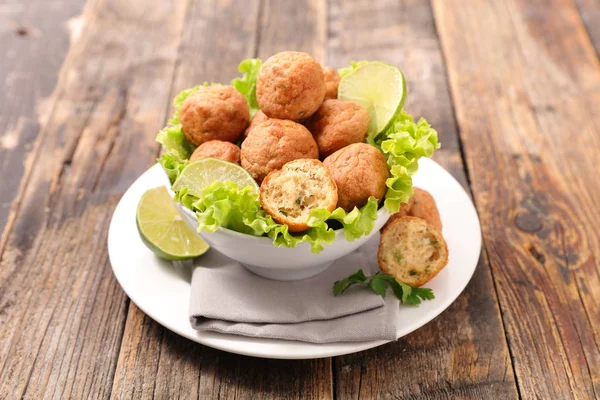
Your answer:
[0,0,598,399]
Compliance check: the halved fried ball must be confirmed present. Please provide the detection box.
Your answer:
[260,159,337,232]
[378,217,448,287]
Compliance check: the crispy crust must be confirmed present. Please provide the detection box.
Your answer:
[180,85,249,146]
[378,216,449,287]
[257,52,326,120]
[305,99,370,158]
[383,188,442,232]
[189,140,241,164]
[241,119,318,184]
[323,143,389,211]
[322,66,341,100]
[243,110,269,139]
[260,159,338,232]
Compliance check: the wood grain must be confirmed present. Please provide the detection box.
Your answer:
[0,0,86,254]
[110,0,334,399]
[432,0,600,398]
[0,0,189,397]
[112,304,332,399]
[329,0,518,398]
[257,0,327,62]
[574,0,600,56]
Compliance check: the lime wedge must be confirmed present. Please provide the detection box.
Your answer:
[338,61,406,134]
[172,158,258,197]
[136,186,209,260]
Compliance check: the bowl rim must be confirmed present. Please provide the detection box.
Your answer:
[175,198,390,243]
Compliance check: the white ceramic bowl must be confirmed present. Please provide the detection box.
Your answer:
[173,201,390,281]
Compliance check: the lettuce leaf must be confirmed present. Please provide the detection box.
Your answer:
[231,58,262,118]
[174,181,383,253]
[178,181,337,253]
[376,110,440,212]
[158,59,439,253]
[158,151,189,184]
[310,197,380,242]
[156,84,216,183]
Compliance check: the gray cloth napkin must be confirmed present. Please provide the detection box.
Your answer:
[189,235,399,343]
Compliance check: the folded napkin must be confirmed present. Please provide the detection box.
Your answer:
[189,235,399,343]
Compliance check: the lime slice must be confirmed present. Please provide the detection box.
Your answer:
[172,158,258,197]
[136,186,209,260]
[338,61,406,134]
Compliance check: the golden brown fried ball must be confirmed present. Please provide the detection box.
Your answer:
[256,51,326,121]
[323,66,341,100]
[378,216,448,287]
[180,85,249,146]
[189,140,241,165]
[260,159,338,232]
[305,99,370,158]
[323,143,389,211]
[384,188,442,232]
[241,119,318,183]
[243,110,269,139]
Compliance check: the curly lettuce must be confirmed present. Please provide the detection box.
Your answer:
[176,181,337,253]
[156,85,212,183]
[231,58,262,118]
[156,59,439,253]
[174,181,383,253]
[377,110,440,212]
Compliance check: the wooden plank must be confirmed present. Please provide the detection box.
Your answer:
[328,0,519,398]
[0,0,86,253]
[574,0,600,56]
[112,304,332,399]
[0,0,190,397]
[110,0,334,398]
[257,0,327,61]
[432,0,600,398]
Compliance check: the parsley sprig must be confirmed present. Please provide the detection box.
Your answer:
[333,269,435,305]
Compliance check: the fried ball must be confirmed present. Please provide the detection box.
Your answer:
[180,85,249,146]
[378,217,448,287]
[189,140,241,165]
[260,159,337,232]
[323,143,389,211]
[305,99,370,158]
[241,119,318,183]
[256,51,326,121]
[243,110,269,139]
[323,66,341,100]
[384,188,442,232]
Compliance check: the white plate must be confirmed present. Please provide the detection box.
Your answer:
[107,159,481,359]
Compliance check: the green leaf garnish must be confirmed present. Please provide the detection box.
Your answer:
[332,270,435,305]
[333,269,368,296]
[231,58,262,118]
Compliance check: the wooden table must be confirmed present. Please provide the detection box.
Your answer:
[1,0,599,398]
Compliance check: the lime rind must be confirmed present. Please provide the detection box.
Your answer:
[136,186,209,260]
[338,61,406,135]
[172,158,258,198]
